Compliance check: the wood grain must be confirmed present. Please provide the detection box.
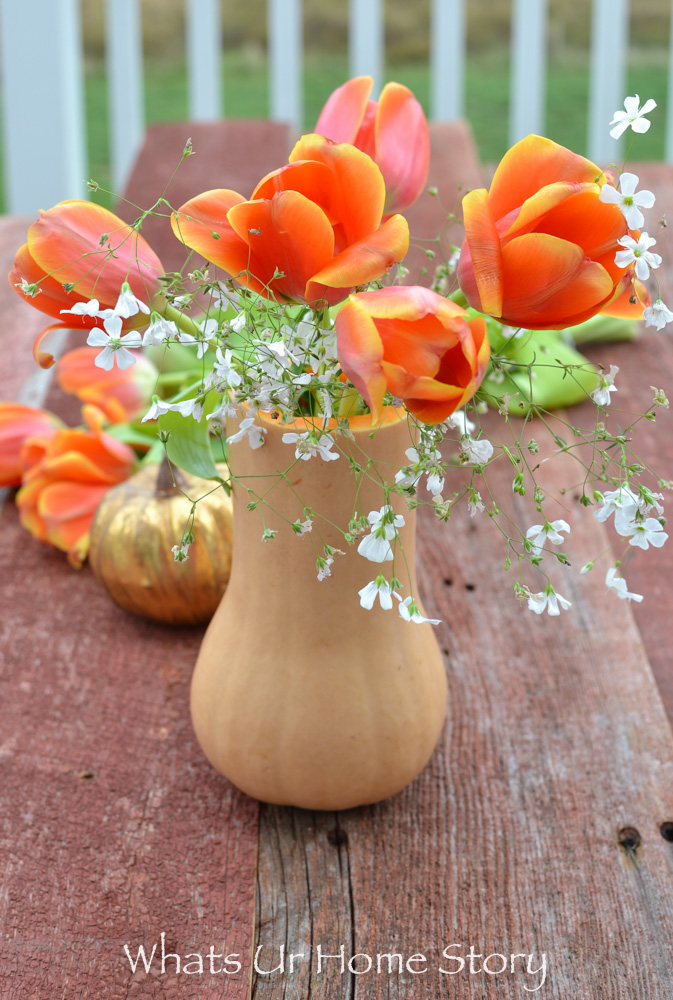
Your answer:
[251,151,673,997]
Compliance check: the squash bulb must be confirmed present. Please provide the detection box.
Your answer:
[89,460,233,625]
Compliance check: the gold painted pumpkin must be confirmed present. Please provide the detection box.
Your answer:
[89,460,233,625]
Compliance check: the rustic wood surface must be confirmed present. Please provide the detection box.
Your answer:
[1,126,673,998]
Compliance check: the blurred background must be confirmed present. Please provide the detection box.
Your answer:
[1,0,671,212]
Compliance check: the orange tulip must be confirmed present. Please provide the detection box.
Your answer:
[457,135,635,330]
[56,346,158,423]
[16,405,135,567]
[0,402,64,487]
[335,286,490,425]
[9,201,164,368]
[171,134,409,308]
[315,76,430,215]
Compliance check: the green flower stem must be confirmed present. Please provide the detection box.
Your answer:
[155,299,202,337]
[448,288,469,308]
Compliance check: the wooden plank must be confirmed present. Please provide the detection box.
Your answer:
[582,162,673,725]
[0,139,266,996]
[116,119,291,271]
[509,0,548,144]
[430,0,465,121]
[0,0,86,215]
[252,157,673,997]
[349,0,383,96]
[105,0,145,192]
[186,0,222,121]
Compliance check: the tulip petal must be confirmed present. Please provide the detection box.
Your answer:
[335,299,387,421]
[289,134,386,244]
[27,200,163,305]
[315,76,373,144]
[10,243,95,321]
[488,135,601,221]
[32,321,71,369]
[601,277,650,318]
[375,82,430,214]
[460,188,503,316]
[502,182,598,241]
[538,188,628,259]
[171,188,250,276]
[500,233,614,328]
[226,191,335,303]
[308,213,409,294]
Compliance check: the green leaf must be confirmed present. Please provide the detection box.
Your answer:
[158,390,222,480]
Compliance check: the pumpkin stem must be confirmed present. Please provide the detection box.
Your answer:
[156,454,186,496]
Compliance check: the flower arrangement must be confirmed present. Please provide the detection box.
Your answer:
[4,82,670,622]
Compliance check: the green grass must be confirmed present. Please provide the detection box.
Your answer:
[7,48,670,213]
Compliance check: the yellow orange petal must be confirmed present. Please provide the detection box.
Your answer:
[309,213,408,292]
[488,135,601,221]
[461,188,503,316]
[335,298,387,422]
[171,189,250,276]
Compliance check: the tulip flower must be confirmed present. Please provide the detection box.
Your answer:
[16,405,135,567]
[335,286,490,424]
[457,135,636,330]
[315,76,430,215]
[171,134,409,308]
[9,201,165,368]
[56,346,158,423]
[0,402,64,487]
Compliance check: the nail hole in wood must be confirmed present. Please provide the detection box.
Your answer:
[442,648,450,656]
[327,828,348,848]
[618,826,641,852]
[443,577,453,586]
[465,583,475,592]
[77,770,95,780]
[660,822,673,842]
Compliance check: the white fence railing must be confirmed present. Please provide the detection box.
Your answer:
[0,0,668,215]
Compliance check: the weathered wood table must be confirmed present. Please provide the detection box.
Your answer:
[2,122,673,998]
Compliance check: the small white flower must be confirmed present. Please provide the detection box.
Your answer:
[230,312,246,334]
[291,518,313,538]
[615,233,662,281]
[316,556,333,581]
[599,173,655,229]
[593,484,639,524]
[171,542,190,562]
[86,327,142,370]
[525,519,571,556]
[651,386,670,408]
[615,516,668,550]
[142,315,180,346]
[142,397,175,422]
[605,567,643,603]
[113,283,150,318]
[212,347,243,390]
[15,277,41,297]
[227,414,267,450]
[60,297,101,318]
[358,576,394,611]
[467,492,485,517]
[443,410,476,436]
[609,95,657,140]
[643,299,673,331]
[590,364,619,406]
[395,595,441,625]
[282,431,339,462]
[459,437,494,466]
[527,586,572,616]
[357,505,405,564]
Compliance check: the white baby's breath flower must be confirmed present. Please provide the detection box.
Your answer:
[643,300,673,331]
[599,173,654,229]
[358,576,394,611]
[227,414,267,450]
[590,365,619,406]
[525,519,570,556]
[459,437,493,466]
[609,95,657,140]
[527,586,572,616]
[86,327,142,370]
[615,516,668,550]
[142,314,180,346]
[60,297,101,318]
[467,492,485,517]
[605,567,643,603]
[111,282,151,319]
[357,505,405,564]
[615,233,662,281]
[395,595,441,625]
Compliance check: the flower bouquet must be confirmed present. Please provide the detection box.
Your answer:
[4,80,670,808]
